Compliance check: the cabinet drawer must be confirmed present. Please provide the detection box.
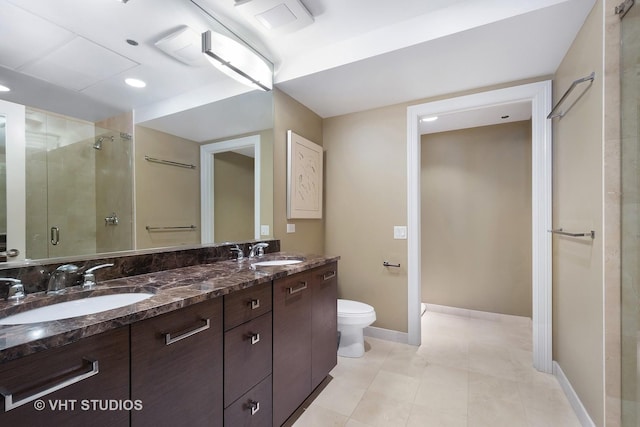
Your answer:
[224,375,272,427]
[224,282,272,331]
[131,298,223,427]
[0,327,129,427]
[224,312,272,407]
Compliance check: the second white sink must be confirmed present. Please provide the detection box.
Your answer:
[0,293,154,325]
[252,259,303,267]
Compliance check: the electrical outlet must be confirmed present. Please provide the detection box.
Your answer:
[260,225,270,236]
[287,223,296,233]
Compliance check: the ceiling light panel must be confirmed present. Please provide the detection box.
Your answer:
[19,36,138,92]
[235,0,314,34]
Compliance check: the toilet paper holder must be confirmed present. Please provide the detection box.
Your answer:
[383,261,400,268]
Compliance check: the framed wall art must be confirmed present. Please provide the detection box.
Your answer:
[287,130,323,219]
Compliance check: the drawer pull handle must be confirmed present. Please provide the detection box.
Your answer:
[164,318,210,346]
[249,400,260,415]
[250,333,260,345]
[1,358,99,412]
[249,299,260,310]
[287,281,308,295]
[323,271,336,281]
[249,334,260,345]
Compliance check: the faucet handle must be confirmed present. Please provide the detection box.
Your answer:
[83,263,114,289]
[1,278,25,304]
[230,245,244,260]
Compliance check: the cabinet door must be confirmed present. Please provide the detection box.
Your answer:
[311,262,338,389]
[272,272,311,427]
[224,282,272,331]
[131,298,223,427]
[224,312,272,407]
[0,327,129,427]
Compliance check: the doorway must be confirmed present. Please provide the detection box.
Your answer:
[406,81,553,372]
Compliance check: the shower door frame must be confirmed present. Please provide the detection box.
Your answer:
[406,80,553,373]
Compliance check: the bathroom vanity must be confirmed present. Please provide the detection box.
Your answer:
[0,248,338,427]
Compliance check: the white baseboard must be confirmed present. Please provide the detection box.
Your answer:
[364,326,408,344]
[424,303,531,325]
[553,361,596,427]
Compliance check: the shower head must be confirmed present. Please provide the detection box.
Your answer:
[93,135,114,150]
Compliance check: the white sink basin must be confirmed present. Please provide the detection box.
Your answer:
[0,293,154,325]
[252,259,303,267]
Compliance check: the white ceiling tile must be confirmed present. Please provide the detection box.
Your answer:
[0,0,75,70]
[19,36,138,91]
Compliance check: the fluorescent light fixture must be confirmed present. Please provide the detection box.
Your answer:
[421,116,438,122]
[0,84,10,92]
[125,78,146,88]
[202,30,272,91]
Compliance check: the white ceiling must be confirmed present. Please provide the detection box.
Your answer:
[0,0,596,139]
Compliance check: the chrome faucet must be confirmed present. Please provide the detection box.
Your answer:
[47,264,80,294]
[82,263,114,289]
[1,278,25,304]
[249,242,269,258]
[230,244,244,260]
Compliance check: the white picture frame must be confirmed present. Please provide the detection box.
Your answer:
[287,130,323,219]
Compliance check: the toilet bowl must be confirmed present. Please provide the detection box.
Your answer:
[337,299,376,358]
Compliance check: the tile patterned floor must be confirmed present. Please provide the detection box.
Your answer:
[291,311,581,427]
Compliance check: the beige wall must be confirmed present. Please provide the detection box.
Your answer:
[214,151,254,242]
[552,0,615,425]
[324,103,409,332]
[135,126,200,249]
[421,121,532,317]
[273,89,324,253]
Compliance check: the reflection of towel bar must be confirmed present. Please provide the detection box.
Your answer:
[146,225,197,231]
[144,155,196,169]
[548,228,595,239]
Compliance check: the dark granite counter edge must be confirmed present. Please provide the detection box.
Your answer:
[0,253,339,364]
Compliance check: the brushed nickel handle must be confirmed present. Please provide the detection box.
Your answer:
[249,400,260,415]
[1,358,99,412]
[0,249,19,258]
[322,271,336,280]
[249,332,260,345]
[50,227,59,246]
[164,318,210,345]
[287,281,308,295]
[249,299,260,310]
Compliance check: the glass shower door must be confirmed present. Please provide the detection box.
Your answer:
[620,1,640,425]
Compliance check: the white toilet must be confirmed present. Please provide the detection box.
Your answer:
[337,299,376,358]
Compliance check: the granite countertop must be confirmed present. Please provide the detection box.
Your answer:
[0,252,339,364]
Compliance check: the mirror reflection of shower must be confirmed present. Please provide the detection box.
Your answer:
[93,135,114,150]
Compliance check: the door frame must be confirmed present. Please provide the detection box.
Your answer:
[406,81,553,372]
[1,99,26,262]
[200,134,261,244]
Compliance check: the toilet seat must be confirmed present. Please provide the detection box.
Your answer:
[338,299,376,326]
[338,299,374,315]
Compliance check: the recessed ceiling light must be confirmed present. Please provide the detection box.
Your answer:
[126,39,139,46]
[421,116,438,122]
[0,84,10,92]
[125,78,146,88]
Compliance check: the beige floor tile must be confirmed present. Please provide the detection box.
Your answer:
[350,390,413,427]
[367,370,421,403]
[296,310,582,427]
[311,377,367,417]
[291,405,348,427]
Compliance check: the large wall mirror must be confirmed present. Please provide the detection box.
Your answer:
[0,0,274,265]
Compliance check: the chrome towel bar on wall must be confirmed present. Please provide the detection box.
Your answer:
[146,225,197,232]
[548,228,595,239]
[547,72,595,119]
[144,155,196,169]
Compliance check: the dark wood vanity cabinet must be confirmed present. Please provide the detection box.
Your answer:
[130,298,223,427]
[0,327,130,426]
[223,282,273,427]
[273,262,338,426]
